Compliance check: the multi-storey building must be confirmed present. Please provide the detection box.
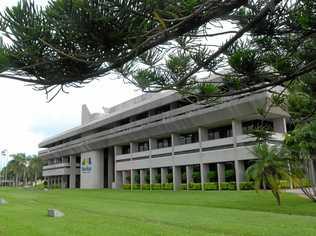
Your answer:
[39,87,289,190]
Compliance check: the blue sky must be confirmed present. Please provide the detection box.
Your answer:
[0,0,141,168]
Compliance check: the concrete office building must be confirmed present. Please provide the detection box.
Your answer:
[39,86,290,190]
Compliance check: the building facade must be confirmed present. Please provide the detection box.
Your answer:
[39,87,290,190]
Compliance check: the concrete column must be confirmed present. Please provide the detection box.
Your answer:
[217,163,225,190]
[171,133,181,146]
[116,171,123,189]
[107,148,115,189]
[149,138,157,150]
[130,142,137,153]
[199,127,208,142]
[140,169,145,189]
[235,160,245,190]
[131,169,134,191]
[309,159,316,186]
[150,168,158,184]
[161,167,168,184]
[69,155,76,189]
[201,163,209,191]
[273,118,287,134]
[173,166,181,191]
[232,119,242,147]
[186,165,193,190]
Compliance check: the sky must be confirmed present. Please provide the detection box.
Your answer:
[0,0,141,168]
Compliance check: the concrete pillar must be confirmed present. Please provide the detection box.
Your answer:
[199,127,208,142]
[107,148,115,189]
[161,167,168,184]
[140,169,145,189]
[150,168,158,184]
[171,133,181,146]
[201,163,209,191]
[69,155,76,189]
[273,118,287,134]
[116,171,123,189]
[131,169,134,191]
[173,166,181,191]
[232,119,243,137]
[309,159,316,186]
[149,138,157,150]
[80,150,104,189]
[186,165,193,190]
[235,160,245,190]
[217,163,225,190]
[130,142,137,153]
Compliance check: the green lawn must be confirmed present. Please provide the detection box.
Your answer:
[0,188,316,236]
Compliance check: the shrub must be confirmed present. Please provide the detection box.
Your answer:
[204,182,218,190]
[122,184,131,190]
[162,183,173,190]
[34,183,45,190]
[180,183,187,190]
[207,171,217,182]
[293,178,311,188]
[126,176,131,183]
[132,184,140,190]
[151,183,161,190]
[220,182,236,190]
[192,171,201,183]
[142,184,151,190]
[240,181,255,190]
[50,184,61,189]
[279,180,290,189]
[189,183,202,190]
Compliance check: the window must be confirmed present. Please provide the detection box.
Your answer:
[152,105,170,115]
[138,141,149,152]
[157,137,172,149]
[242,120,273,134]
[208,125,232,140]
[179,132,199,145]
[122,145,130,154]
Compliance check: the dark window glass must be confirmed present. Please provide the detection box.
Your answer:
[157,137,172,149]
[122,145,130,154]
[138,141,149,152]
[208,125,233,140]
[179,132,199,145]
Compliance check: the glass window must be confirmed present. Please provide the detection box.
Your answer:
[138,142,149,152]
[157,137,171,149]
[122,145,130,154]
[179,132,199,145]
[208,125,232,140]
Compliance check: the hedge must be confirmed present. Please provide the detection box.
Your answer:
[280,180,291,189]
[189,183,202,190]
[240,181,255,190]
[162,183,173,190]
[122,184,131,190]
[220,182,236,190]
[204,182,218,190]
[151,183,161,190]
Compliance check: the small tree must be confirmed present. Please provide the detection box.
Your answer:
[247,144,289,205]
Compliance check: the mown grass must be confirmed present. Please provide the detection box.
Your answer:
[0,188,316,236]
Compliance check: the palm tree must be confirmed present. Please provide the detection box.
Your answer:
[246,144,289,205]
[28,155,43,185]
[8,153,27,186]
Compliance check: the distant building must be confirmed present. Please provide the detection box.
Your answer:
[39,87,290,190]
